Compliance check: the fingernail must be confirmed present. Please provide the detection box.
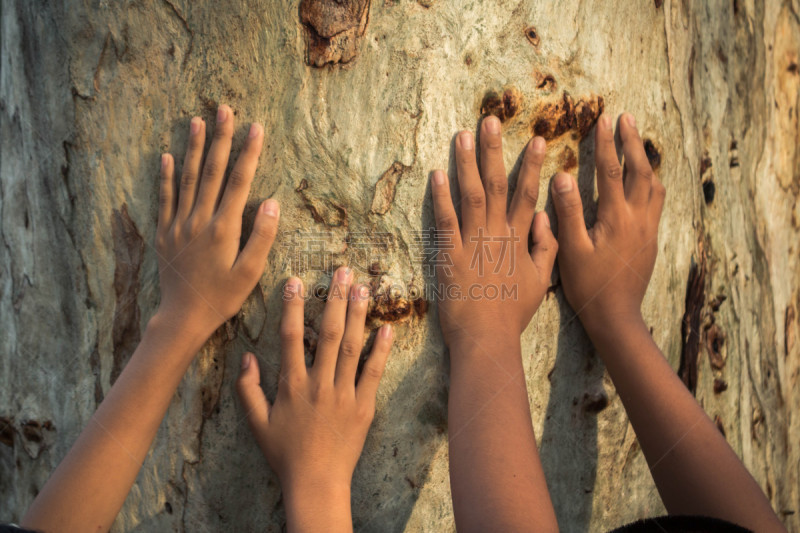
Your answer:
[532,137,546,153]
[554,173,573,193]
[433,170,446,186]
[217,106,228,123]
[241,352,251,370]
[601,114,612,131]
[543,212,551,228]
[161,153,169,169]
[626,113,636,128]
[459,131,474,150]
[249,123,262,138]
[380,324,393,338]
[485,115,501,134]
[285,278,300,295]
[190,117,201,135]
[261,199,279,217]
[337,267,351,282]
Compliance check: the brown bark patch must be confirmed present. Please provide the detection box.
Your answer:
[111,204,144,385]
[705,323,726,369]
[679,258,706,394]
[296,179,347,227]
[371,161,409,215]
[299,0,371,67]
[525,26,540,46]
[480,88,521,123]
[531,92,604,140]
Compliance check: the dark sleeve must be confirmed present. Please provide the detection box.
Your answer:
[608,515,754,533]
[0,525,41,533]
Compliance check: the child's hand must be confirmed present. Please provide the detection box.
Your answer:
[236,270,393,528]
[431,116,558,345]
[550,113,665,337]
[156,106,279,338]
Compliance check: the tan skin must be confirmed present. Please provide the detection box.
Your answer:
[431,115,560,533]
[22,104,393,532]
[236,274,393,533]
[551,112,786,532]
[22,105,281,532]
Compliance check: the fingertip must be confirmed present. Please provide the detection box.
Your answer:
[483,114,501,135]
[380,324,393,340]
[432,169,447,186]
[216,104,232,124]
[552,172,574,195]
[458,130,474,151]
[623,112,636,128]
[248,123,263,139]
[599,113,613,132]
[531,136,546,154]
[350,283,371,305]
[260,198,279,218]
[284,277,304,301]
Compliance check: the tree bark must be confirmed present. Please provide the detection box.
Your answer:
[1,1,798,531]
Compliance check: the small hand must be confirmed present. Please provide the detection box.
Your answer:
[550,113,665,336]
[431,116,558,345]
[156,105,279,338]
[236,269,393,496]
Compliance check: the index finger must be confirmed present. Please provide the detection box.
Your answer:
[217,123,264,221]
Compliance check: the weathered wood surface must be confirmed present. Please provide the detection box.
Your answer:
[1,1,798,531]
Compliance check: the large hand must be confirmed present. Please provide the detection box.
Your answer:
[550,113,665,337]
[157,105,279,337]
[236,270,393,502]
[431,116,558,345]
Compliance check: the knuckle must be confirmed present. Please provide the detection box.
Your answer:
[310,381,331,402]
[436,214,458,231]
[180,170,197,189]
[184,218,202,237]
[654,181,667,197]
[485,176,508,196]
[339,341,361,361]
[357,403,375,423]
[363,363,384,381]
[605,165,623,182]
[636,166,653,181]
[209,220,228,242]
[318,326,343,344]
[465,191,486,209]
[237,260,261,282]
[202,161,223,179]
[213,125,231,140]
[155,234,167,252]
[280,325,304,344]
[227,169,249,189]
[521,185,539,206]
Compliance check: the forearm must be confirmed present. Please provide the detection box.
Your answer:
[283,481,353,533]
[22,313,205,532]
[447,335,558,533]
[587,316,784,532]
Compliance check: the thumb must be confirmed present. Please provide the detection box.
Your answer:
[530,211,558,282]
[550,172,590,247]
[236,352,271,434]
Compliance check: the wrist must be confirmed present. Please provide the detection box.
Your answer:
[282,479,352,532]
[578,309,648,356]
[144,311,209,361]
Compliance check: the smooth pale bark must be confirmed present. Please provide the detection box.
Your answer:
[1,1,798,531]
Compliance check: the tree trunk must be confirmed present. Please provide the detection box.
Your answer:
[1,1,798,531]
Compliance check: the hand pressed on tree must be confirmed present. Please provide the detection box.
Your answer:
[237,269,393,533]
[549,112,665,337]
[156,105,280,338]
